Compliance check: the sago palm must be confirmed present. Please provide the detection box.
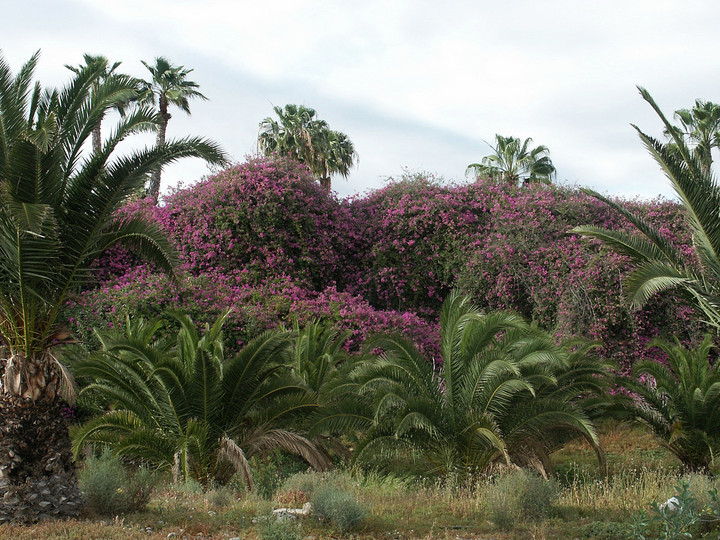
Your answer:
[315,292,606,477]
[619,335,720,471]
[572,88,720,329]
[291,320,359,460]
[71,312,331,488]
[291,319,354,400]
[0,51,225,522]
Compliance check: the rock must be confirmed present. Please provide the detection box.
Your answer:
[273,509,298,522]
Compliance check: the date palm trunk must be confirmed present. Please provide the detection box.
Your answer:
[0,353,83,523]
[92,125,101,155]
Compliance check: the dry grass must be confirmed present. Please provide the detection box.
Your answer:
[0,422,709,539]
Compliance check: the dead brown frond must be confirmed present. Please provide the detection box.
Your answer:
[218,435,254,491]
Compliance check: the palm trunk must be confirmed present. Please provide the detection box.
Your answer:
[149,108,171,203]
[92,120,102,155]
[0,354,83,522]
[319,161,331,191]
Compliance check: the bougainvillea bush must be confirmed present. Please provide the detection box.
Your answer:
[67,268,439,359]
[76,156,702,369]
[163,157,359,289]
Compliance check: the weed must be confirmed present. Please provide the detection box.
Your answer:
[78,450,157,516]
[484,469,556,530]
[311,485,367,532]
[259,515,303,540]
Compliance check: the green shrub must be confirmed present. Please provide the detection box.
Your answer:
[78,450,157,515]
[259,516,303,540]
[630,479,720,539]
[206,485,235,508]
[579,521,633,539]
[174,478,204,495]
[311,486,366,532]
[485,469,556,530]
[250,451,309,499]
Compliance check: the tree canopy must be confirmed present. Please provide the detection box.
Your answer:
[258,104,357,190]
[466,135,556,186]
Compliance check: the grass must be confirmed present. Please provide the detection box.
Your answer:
[0,422,714,539]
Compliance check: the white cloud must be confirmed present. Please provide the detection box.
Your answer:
[4,0,720,199]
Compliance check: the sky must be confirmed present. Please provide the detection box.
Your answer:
[4,0,720,200]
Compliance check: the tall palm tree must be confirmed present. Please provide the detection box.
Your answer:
[466,135,556,186]
[618,335,720,472]
[258,104,357,190]
[71,312,331,488]
[0,51,225,522]
[572,88,720,329]
[666,99,720,176]
[65,54,139,155]
[314,292,607,477]
[139,57,208,202]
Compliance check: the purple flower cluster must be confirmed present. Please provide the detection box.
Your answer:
[76,158,699,368]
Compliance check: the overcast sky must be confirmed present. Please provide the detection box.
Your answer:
[4,0,720,200]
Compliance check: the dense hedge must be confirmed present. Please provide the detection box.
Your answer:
[76,156,702,368]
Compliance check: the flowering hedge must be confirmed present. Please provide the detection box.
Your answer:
[77,158,702,368]
[67,268,439,358]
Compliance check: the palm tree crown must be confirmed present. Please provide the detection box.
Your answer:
[139,57,208,201]
[665,99,720,176]
[466,134,556,186]
[71,313,331,487]
[314,292,608,477]
[0,50,224,522]
[0,52,224,387]
[258,104,357,191]
[618,335,720,471]
[572,88,720,329]
[65,54,139,155]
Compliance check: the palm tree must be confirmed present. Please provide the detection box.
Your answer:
[0,51,225,522]
[71,312,331,488]
[139,57,208,202]
[466,135,556,186]
[65,54,139,155]
[290,319,353,400]
[258,104,357,190]
[618,335,720,471]
[314,292,607,477]
[572,88,720,329]
[666,99,720,176]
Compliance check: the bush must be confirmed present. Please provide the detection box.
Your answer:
[67,271,440,359]
[81,157,702,372]
[259,516,303,540]
[630,479,720,539]
[206,485,235,508]
[78,450,157,515]
[579,521,633,539]
[311,485,366,532]
[485,469,556,530]
[249,451,309,500]
[160,156,357,289]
